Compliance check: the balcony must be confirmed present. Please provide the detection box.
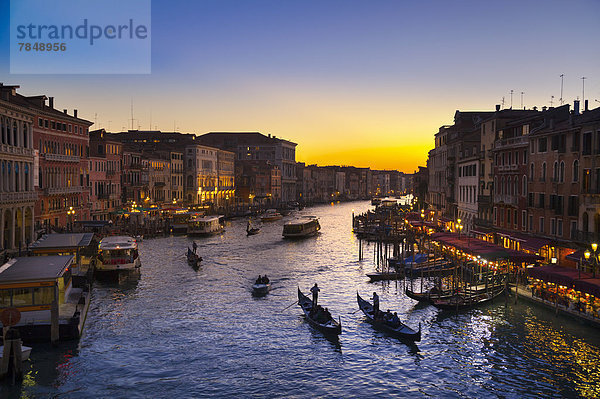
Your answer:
[0,144,34,157]
[582,193,600,205]
[44,186,85,195]
[574,230,600,245]
[43,153,80,162]
[477,195,491,205]
[494,136,528,150]
[494,194,517,205]
[0,190,37,203]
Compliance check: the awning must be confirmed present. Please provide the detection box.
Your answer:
[528,265,592,287]
[573,278,600,298]
[565,250,584,263]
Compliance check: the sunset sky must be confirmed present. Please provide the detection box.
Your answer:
[1,0,599,172]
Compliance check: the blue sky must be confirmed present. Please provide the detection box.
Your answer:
[1,0,599,170]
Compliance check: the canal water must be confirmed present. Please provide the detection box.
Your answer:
[3,201,600,398]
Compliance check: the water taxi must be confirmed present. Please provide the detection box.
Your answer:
[282,216,320,238]
[261,209,283,222]
[96,236,141,273]
[187,215,224,236]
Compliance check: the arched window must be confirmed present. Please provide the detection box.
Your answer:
[500,176,504,195]
[553,161,558,182]
[573,160,579,182]
[583,212,589,233]
[560,161,565,183]
[494,176,498,195]
[514,176,519,196]
[523,175,527,196]
[542,162,547,181]
[530,163,534,180]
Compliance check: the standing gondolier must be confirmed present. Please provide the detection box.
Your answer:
[192,241,198,254]
[310,283,320,307]
[372,292,380,315]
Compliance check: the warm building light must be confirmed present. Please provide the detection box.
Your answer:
[592,243,598,252]
[551,257,557,264]
[584,251,591,260]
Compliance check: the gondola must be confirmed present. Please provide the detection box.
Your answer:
[187,247,202,267]
[357,293,421,342]
[252,282,271,296]
[431,285,505,310]
[405,287,455,303]
[247,227,261,236]
[297,288,341,336]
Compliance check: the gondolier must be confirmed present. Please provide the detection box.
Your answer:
[310,283,320,307]
[192,241,198,254]
[372,292,380,314]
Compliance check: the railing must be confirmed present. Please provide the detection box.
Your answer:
[582,193,600,204]
[0,190,38,203]
[494,136,528,149]
[494,194,517,205]
[0,144,34,157]
[43,153,80,162]
[45,186,85,195]
[574,230,600,245]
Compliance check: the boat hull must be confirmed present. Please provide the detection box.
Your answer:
[252,283,271,296]
[357,293,421,342]
[297,288,341,336]
[432,286,505,310]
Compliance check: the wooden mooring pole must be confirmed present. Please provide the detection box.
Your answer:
[0,328,23,383]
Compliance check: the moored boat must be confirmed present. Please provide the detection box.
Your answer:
[0,345,32,362]
[357,293,421,342]
[282,216,320,238]
[405,286,455,303]
[297,288,341,336]
[261,209,283,222]
[246,220,261,236]
[96,236,141,274]
[431,285,505,310]
[367,270,404,282]
[187,216,224,236]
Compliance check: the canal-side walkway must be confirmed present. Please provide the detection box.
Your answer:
[510,283,600,328]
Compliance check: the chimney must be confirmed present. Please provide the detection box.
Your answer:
[63,109,67,114]
[542,106,547,111]
[49,97,54,109]
[74,109,78,118]
[574,100,580,115]
[585,100,589,111]
[495,104,500,111]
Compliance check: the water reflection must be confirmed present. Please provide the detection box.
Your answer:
[5,201,600,398]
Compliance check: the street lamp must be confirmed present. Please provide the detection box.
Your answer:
[585,243,599,277]
[67,206,75,232]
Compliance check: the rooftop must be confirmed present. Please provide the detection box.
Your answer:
[0,255,73,282]
[30,233,95,250]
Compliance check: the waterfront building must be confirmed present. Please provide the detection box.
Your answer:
[457,150,479,234]
[197,132,297,203]
[148,154,171,205]
[0,84,37,250]
[21,94,93,232]
[216,149,235,209]
[170,151,184,204]
[372,171,391,197]
[121,149,146,204]
[89,130,122,220]
[428,111,494,224]
[411,166,428,210]
[184,144,218,205]
[236,160,281,206]
[476,107,538,229]
[340,166,371,200]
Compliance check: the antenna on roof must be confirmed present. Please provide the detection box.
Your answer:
[510,90,514,109]
[559,74,564,105]
[131,99,134,130]
[520,92,524,109]
[501,96,505,109]
[582,76,587,105]
[550,95,554,107]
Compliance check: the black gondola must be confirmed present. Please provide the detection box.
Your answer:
[297,288,341,336]
[187,247,202,267]
[405,287,455,303]
[357,292,421,342]
[431,285,505,310]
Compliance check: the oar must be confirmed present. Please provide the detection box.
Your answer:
[349,308,362,314]
[281,300,298,311]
